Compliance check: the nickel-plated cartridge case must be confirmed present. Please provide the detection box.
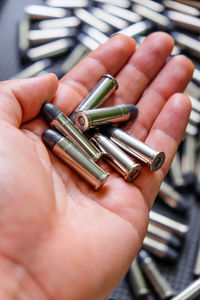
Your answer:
[42,130,109,190]
[128,259,150,298]
[10,59,51,79]
[169,151,185,190]
[82,25,109,44]
[24,5,68,20]
[143,236,178,261]
[105,127,165,171]
[130,0,165,12]
[171,278,200,300]
[117,20,153,37]
[147,223,182,249]
[138,250,176,299]
[193,68,200,86]
[77,33,100,51]
[41,103,102,162]
[93,0,131,8]
[158,181,189,212]
[163,0,200,16]
[149,210,189,237]
[166,10,200,32]
[70,74,118,121]
[75,104,138,131]
[46,0,90,8]
[193,241,200,276]
[18,17,30,53]
[172,32,200,58]
[91,132,142,182]
[38,16,81,29]
[26,38,74,61]
[101,4,142,23]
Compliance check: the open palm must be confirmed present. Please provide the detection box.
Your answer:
[0,33,193,299]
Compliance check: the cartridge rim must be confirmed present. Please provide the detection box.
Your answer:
[151,151,165,171]
[102,74,119,90]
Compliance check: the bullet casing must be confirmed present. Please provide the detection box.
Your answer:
[24,5,68,20]
[150,210,189,237]
[128,259,150,298]
[101,4,142,23]
[138,250,175,299]
[181,134,196,186]
[163,0,200,16]
[10,59,51,79]
[42,130,109,190]
[166,10,200,32]
[38,17,81,29]
[77,33,100,51]
[46,0,89,8]
[75,104,138,132]
[93,0,131,8]
[18,17,30,53]
[117,20,153,37]
[82,25,109,44]
[170,278,200,300]
[91,132,142,182]
[194,241,200,276]
[105,127,165,171]
[70,74,118,121]
[172,32,200,58]
[130,0,165,12]
[169,151,185,189]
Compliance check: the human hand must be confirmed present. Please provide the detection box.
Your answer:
[0,33,193,300]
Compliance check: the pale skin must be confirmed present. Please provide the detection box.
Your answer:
[0,32,194,299]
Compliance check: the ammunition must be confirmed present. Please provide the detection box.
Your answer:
[166,10,200,32]
[18,17,30,53]
[149,210,189,237]
[185,81,200,99]
[181,133,196,187]
[163,0,200,16]
[28,28,77,46]
[130,0,165,12]
[91,132,142,182]
[24,4,68,20]
[193,68,200,86]
[172,32,200,58]
[74,8,112,34]
[104,127,165,171]
[26,38,74,61]
[82,25,109,44]
[171,278,200,300]
[143,236,179,261]
[128,259,150,298]
[45,0,90,8]
[10,59,51,79]
[93,0,131,9]
[173,0,200,9]
[77,33,100,51]
[90,7,129,30]
[38,16,81,29]
[169,151,185,190]
[117,20,153,37]
[75,104,138,131]
[189,109,200,126]
[41,103,102,162]
[186,94,200,114]
[101,4,142,23]
[132,4,172,29]
[147,223,182,249]
[138,250,176,299]
[159,181,189,212]
[195,148,200,197]
[42,129,109,190]
[70,74,118,121]
[185,123,199,137]
[194,241,200,276]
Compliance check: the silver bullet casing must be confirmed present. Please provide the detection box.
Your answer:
[105,127,165,171]
[75,104,138,132]
[91,132,142,182]
[170,278,200,300]
[70,74,118,121]
[41,103,102,162]
[42,130,109,190]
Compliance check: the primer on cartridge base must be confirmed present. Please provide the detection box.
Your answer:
[46,0,90,8]
[105,127,165,171]
[91,132,142,182]
[42,130,109,190]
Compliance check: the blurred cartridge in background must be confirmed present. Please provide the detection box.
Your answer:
[170,277,200,300]
[75,104,138,131]
[42,129,109,190]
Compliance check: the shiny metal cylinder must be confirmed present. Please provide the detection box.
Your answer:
[138,250,176,299]
[91,132,142,182]
[77,33,100,51]
[38,16,81,29]
[186,94,200,114]
[164,0,200,16]
[132,4,172,29]
[41,103,102,162]
[70,74,118,121]
[169,151,185,189]
[185,81,200,99]
[26,38,74,61]
[147,223,181,249]
[143,236,178,261]
[171,278,200,300]
[18,17,30,53]
[117,20,153,37]
[105,127,165,171]
[82,25,109,44]
[185,123,199,137]
[172,32,200,58]
[28,28,77,46]
[24,4,68,20]
[102,4,142,23]
[10,59,51,79]
[60,44,90,74]
[166,10,200,32]
[131,0,164,12]
[128,259,150,298]
[182,134,196,186]
[149,210,189,237]
[75,104,138,131]
[42,130,109,190]
[194,241,200,276]
[173,0,200,9]
[93,0,131,8]
[193,68,200,86]
[158,181,188,212]
[74,8,112,34]
[46,0,89,8]
[90,7,129,30]
[189,109,200,126]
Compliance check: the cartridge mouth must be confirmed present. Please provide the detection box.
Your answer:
[103,74,119,90]
[151,151,165,171]
[125,163,142,182]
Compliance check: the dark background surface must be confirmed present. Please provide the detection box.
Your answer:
[0,1,200,299]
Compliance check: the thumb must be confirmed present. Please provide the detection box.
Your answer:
[0,73,58,127]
